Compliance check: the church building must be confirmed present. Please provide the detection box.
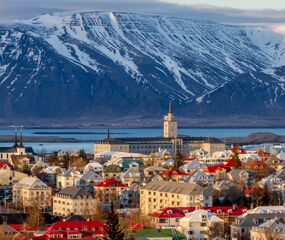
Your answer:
[0,131,36,161]
[94,102,225,156]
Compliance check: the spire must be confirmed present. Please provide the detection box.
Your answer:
[107,129,110,138]
[168,100,172,114]
[19,128,24,148]
[13,129,18,148]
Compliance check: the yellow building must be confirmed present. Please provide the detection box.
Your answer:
[94,102,225,155]
[13,176,52,212]
[53,186,97,217]
[140,181,212,215]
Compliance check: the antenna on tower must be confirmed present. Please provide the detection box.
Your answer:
[169,100,172,114]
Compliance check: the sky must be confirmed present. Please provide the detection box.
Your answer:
[0,0,285,23]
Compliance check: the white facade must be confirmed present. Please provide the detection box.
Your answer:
[179,209,224,240]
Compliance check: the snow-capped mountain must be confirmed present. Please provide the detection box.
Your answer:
[194,66,285,116]
[0,11,285,119]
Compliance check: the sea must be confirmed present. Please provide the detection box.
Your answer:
[1,127,285,153]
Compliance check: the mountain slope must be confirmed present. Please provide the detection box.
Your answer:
[0,12,285,119]
[194,66,285,116]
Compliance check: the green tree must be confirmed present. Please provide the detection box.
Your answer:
[104,202,125,240]
[174,151,184,168]
[22,164,31,176]
[79,149,88,163]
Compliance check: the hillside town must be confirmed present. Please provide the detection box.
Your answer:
[1,104,285,240]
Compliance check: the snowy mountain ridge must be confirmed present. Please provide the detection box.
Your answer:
[1,11,285,119]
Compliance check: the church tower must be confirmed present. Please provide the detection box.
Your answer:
[163,100,177,138]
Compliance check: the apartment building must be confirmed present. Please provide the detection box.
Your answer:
[13,176,52,211]
[140,181,212,215]
[53,186,97,217]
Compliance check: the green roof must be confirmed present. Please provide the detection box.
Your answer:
[133,229,186,239]
[103,164,122,173]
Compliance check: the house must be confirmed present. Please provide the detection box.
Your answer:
[56,168,81,189]
[120,162,143,186]
[250,218,285,240]
[102,164,123,179]
[38,166,64,188]
[83,162,103,173]
[144,166,166,177]
[230,206,285,240]
[120,184,140,208]
[180,160,206,175]
[266,155,285,171]
[186,170,214,186]
[140,181,212,215]
[53,186,97,217]
[77,170,102,188]
[227,169,250,186]
[178,209,224,240]
[10,155,35,169]
[0,168,27,186]
[33,220,106,240]
[95,178,127,207]
[241,160,269,180]
[119,159,144,170]
[13,176,52,212]
[150,206,247,228]
[161,168,188,181]
[204,165,230,180]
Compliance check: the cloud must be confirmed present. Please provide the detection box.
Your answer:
[0,0,285,24]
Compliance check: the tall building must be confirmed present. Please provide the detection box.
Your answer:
[94,101,225,155]
[163,101,177,138]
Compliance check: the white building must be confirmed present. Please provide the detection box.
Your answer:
[179,209,224,240]
[250,218,285,240]
[57,169,81,189]
[13,176,52,211]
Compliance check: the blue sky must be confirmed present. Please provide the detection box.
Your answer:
[0,0,285,22]
[162,0,285,9]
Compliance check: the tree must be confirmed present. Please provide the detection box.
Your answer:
[174,151,184,168]
[25,201,44,228]
[231,146,242,169]
[103,202,125,240]
[22,164,31,176]
[79,149,88,163]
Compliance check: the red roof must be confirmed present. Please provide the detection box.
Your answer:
[150,206,247,218]
[46,220,105,232]
[8,224,36,231]
[161,168,188,176]
[0,162,14,170]
[130,223,143,230]
[223,158,235,168]
[95,178,127,188]
[230,146,247,154]
[204,165,231,173]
